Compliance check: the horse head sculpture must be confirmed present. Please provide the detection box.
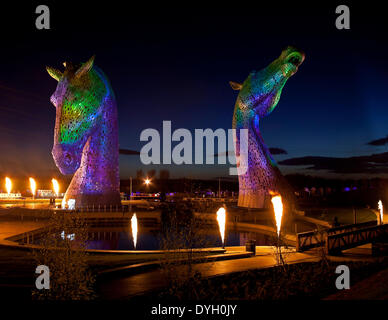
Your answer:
[231,46,305,209]
[47,56,121,209]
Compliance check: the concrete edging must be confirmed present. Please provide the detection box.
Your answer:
[97,251,254,279]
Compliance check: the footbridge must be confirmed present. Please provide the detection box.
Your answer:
[296,221,388,255]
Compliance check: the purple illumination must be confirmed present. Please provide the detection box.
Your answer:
[231,47,305,208]
[47,56,121,208]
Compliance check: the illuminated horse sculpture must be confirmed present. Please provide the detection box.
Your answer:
[47,56,121,209]
[230,46,305,209]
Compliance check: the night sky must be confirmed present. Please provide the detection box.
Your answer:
[1,2,387,182]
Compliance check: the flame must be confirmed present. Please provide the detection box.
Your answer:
[378,200,383,224]
[271,194,283,236]
[5,177,12,195]
[131,213,138,249]
[216,207,226,246]
[29,178,37,197]
[52,179,59,197]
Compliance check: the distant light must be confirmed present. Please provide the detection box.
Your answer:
[68,199,76,210]
[144,178,151,186]
[61,231,75,240]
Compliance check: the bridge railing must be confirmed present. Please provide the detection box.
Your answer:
[296,220,378,252]
[326,223,388,254]
[296,230,325,251]
[326,220,377,236]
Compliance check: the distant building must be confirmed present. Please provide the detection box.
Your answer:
[36,190,64,198]
[0,193,22,199]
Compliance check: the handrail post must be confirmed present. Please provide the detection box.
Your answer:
[296,233,300,252]
[324,232,329,255]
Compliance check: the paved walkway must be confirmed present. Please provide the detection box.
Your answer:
[97,246,319,299]
[0,220,47,242]
[97,244,381,300]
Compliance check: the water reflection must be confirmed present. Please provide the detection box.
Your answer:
[84,228,273,250]
[0,201,56,210]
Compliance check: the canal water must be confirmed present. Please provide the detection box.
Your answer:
[26,225,276,250]
[85,228,275,250]
[0,201,57,210]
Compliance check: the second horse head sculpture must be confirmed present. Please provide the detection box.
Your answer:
[231,46,305,210]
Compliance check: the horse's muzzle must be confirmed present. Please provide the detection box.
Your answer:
[52,144,81,175]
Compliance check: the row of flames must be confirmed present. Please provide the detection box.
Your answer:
[127,204,269,251]
[3,177,60,197]
[216,196,385,248]
[3,178,384,250]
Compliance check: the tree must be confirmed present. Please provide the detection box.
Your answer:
[147,169,156,179]
[159,169,170,180]
[136,169,144,179]
[158,202,214,299]
[32,213,95,300]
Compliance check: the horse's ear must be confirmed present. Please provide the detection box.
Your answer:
[46,66,63,82]
[229,81,243,91]
[75,55,95,78]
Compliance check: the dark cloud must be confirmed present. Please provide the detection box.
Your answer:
[214,147,287,157]
[367,135,388,146]
[269,148,288,155]
[278,152,388,174]
[119,149,140,155]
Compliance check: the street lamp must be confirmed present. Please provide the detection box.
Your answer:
[144,178,151,186]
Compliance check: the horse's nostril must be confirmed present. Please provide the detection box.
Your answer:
[287,55,301,67]
[64,153,72,165]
